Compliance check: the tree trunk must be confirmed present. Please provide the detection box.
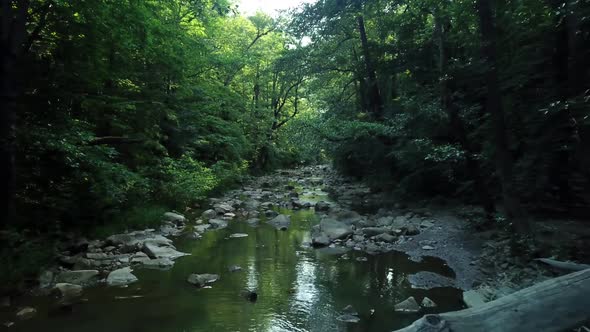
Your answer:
[0,0,29,227]
[436,9,495,219]
[356,15,383,119]
[395,268,590,332]
[476,0,529,232]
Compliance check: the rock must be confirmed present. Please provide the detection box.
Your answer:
[53,283,83,304]
[264,210,279,218]
[223,213,236,219]
[159,223,183,237]
[86,252,109,260]
[356,257,368,262]
[106,267,138,286]
[267,214,291,230]
[195,224,211,233]
[104,246,116,252]
[208,218,228,229]
[141,258,174,270]
[405,225,420,236]
[342,304,358,316]
[374,233,397,243]
[422,245,435,250]
[246,218,259,226]
[229,233,248,238]
[228,265,242,272]
[143,242,190,260]
[319,218,353,240]
[394,296,421,313]
[38,270,54,289]
[214,203,234,214]
[463,289,487,308]
[361,227,390,237]
[315,201,330,211]
[16,307,36,320]
[55,270,99,286]
[187,274,220,287]
[163,212,186,225]
[3,322,14,328]
[407,272,456,289]
[66,238,89,255]
[421,297,437,308]
[201,209,217,219]
[336,314,360,323]
[311,233,330,247]
[186,232,201,240]
[131,252,151,264]
[242,290,258,302]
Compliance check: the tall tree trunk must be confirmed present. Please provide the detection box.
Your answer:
[0,0,29,227]
[356,15,383,119]
[435,10,495,220]
[476,0,529,232]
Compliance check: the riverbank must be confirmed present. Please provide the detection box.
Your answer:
[1,165,585,331]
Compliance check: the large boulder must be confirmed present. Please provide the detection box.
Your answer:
[106,267,138,286]
[55,270,99,286]
[267,214,291,230]
[187,274,219,287]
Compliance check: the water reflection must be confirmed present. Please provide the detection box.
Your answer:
[2,208,464,332]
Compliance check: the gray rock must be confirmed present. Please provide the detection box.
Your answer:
[201,209,217,219]
[16,307,36,320]
[38,270,54,289]
[142,242,190,260]
[374,233,397,243]
[228,265,242,272]
[264,210,279,218]
[131,252,151,264]
[311,233,330,247]
[405,225,420,236]
[141,258,174,270]
[319,218,353,240]
[394,296,421,313]
[53,283,83,304]
[246,218,259,226]
[208,218,228,229]
[106,267,138,286]
[267,214,291,230]
[422,245,435,250]
[214,203,234,213]
[407,272,456,289]
[361,227,390,236]
[163,212,186,225]
[421,297,437,308]
[195,224,211,233]
[315,201,331,211]
[463,289,487,308]
[187,274,219,287]
[55,270,99,286]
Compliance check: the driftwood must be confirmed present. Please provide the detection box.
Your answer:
[535,258,590,272]
[394,268,590,332]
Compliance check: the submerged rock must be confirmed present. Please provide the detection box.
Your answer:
[187,274,220,287]
[106,267,138,286]
[55,270,99,286]
[16,307,37,320]
[421,297,437,308]
[229,233,248,238]
[228,265,242,272]
[394,296,421,313]
[208,218,228,229]
[267,214,291,230]
[407,271,456,289]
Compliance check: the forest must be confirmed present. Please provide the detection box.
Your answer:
[1,0,589,331]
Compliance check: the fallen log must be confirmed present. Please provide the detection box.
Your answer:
[394,268,590,332]
[534,258,590,272]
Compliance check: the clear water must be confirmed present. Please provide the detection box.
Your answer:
[2,207,464,332]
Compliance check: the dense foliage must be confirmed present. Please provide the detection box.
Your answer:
[290,0,590,224]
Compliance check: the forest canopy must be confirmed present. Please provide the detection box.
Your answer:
[1,0,589,281]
